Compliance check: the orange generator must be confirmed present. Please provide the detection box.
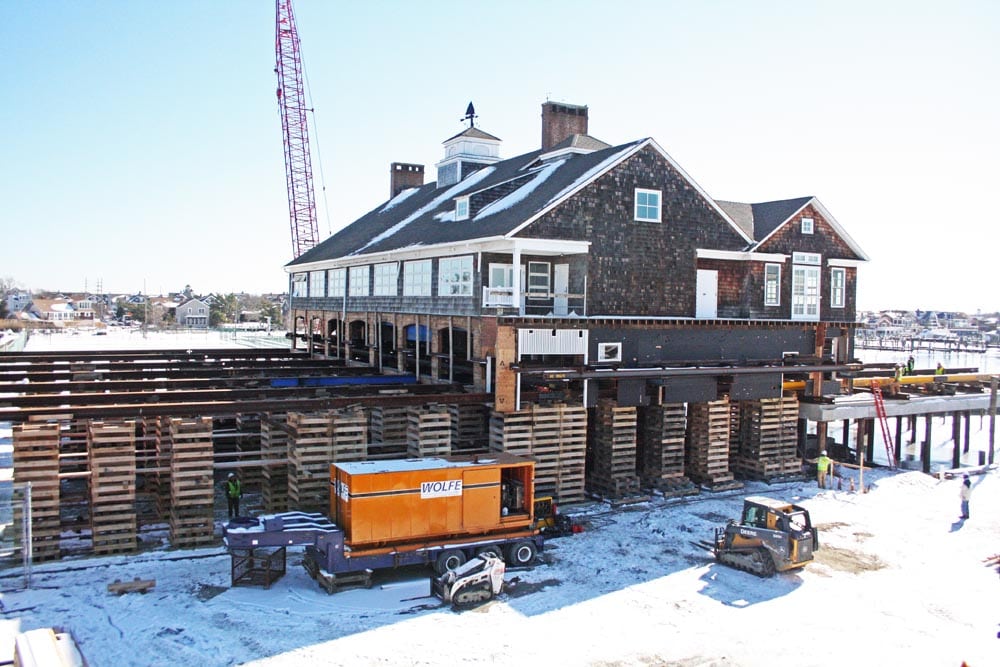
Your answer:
[226,453,545,586]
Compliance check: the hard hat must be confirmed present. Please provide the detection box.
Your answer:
[820,450,827,456]
[228,472,235,479]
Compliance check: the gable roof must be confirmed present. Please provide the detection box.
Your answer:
[442,126,501,143]
[715,196,868,260]
[289,138,752,267]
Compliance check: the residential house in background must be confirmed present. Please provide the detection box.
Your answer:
[175,298,210,328]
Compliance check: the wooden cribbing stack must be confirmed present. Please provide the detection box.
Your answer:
[449,403,489,453]
[260,413,289,512]
[12,423,62,561]
[368,406,408,460]
[730,396,803,481]
[235,412,263,487]
[489,404,587,504]
[685,399,741,490]
[586,400,642,500]
[88,421,137,555]
[407,405,452,457]
[168,417,216,548]
[638,403,697,496]
[287,408,367,512]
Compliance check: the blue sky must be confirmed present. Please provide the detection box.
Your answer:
[3,1,998,311]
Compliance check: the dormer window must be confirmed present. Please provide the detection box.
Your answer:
[455,196,470,221]
[801,217,814,234]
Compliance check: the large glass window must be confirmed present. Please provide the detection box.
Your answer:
[764,264,781,307]
[634,188,661,222]
[308,270,326,298]
[438,256,474,296]
[830,267,846,308]
[373,262,398,296]
[527,261,550,299]
[291,273,307,298]
[348,265,370,297]
[403,260,432,296]
[327,268,346,297]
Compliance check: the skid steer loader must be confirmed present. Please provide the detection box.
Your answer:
[432,555,505,610]
[708,496,819,577]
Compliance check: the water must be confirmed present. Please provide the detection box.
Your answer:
[837,343,1000,471]
[855,345,1000,374]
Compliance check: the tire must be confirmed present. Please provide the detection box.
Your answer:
[475,545,504,561]
[505,541,537,567]
[435,549,466,575]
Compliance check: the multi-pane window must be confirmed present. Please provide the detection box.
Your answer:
[348,265,370,297]
[308,270,326,297]
[801,217,815,234]
[830,267,846,308]
[438,255,473,296]
[764,264,781,307]
[403,260,432,296]
[634,188,661,222]
[527,261,550,298]
[373,262,398,296]
[327,268,346,297]
[455,197,470,221]
[291,273,307,297]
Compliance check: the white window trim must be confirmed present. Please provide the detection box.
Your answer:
[348,265,370,297]
[373,262,399,296]
[438,255,474,297]
[527,261,550,299]
[634,188,662,223]
[403,259,432,296]
[830,267,846,309]
[764,263,781,307]
[327,268,347,297]
[801,217,814,234]
[455,196,470,221]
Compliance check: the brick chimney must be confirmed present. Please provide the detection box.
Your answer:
[541,102,589,151]
[389,162,424,198]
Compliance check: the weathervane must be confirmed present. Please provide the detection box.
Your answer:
[462,102,477,128]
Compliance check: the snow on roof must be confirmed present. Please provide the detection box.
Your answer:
[378,186,419,213]
[474,159,566,221]
[351,166,496,255]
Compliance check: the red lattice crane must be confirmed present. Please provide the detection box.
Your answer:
[275,0,319,259]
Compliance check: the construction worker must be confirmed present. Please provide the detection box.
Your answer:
[816,450,833,489]
[959,474,972,519]
[906,355,915,375]
[935,362,945,375]
[890,363,904,395]
[223,472,243,519]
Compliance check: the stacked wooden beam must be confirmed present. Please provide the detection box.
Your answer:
[586,400,642,500]
[12,423,61,561]
[638,403,697,496]
[260,414,289,512]
[235,412,262,488]
[368,406,408,459]
[407,405,452,457]
[449,403,489,453]
[685,399,740,489]
[151,417,172,519]
[731,396,803,481]
[88,421,137,555]
[168,417,216,548]
[489,404,587,504]
[287,408,367,512]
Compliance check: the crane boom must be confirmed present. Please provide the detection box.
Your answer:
[275,0,319,259]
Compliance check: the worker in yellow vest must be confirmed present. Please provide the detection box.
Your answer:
[816,450,833,489]
[935,362,945,375]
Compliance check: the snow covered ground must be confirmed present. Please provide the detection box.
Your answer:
[2,334,997,665]
[21,327,290,352]
[0,465,996,667]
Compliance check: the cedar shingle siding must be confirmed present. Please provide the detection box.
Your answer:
[523,146,746,316]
